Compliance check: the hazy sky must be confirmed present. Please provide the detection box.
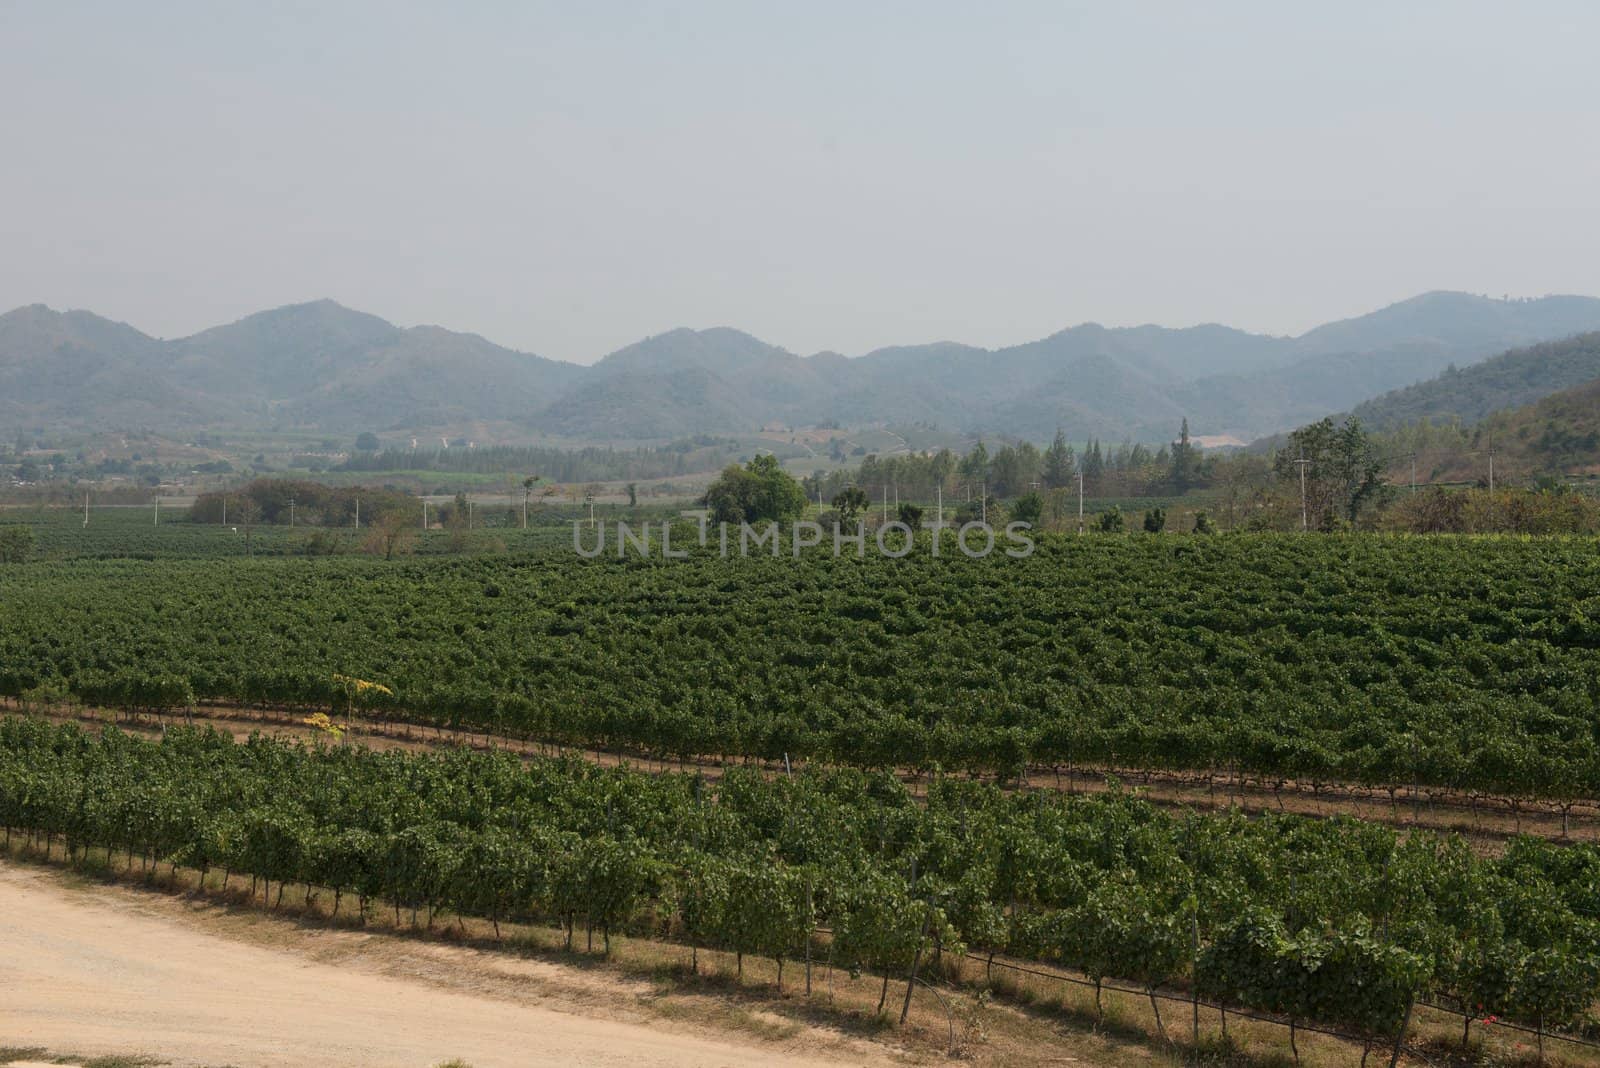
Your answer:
[3,1,1599,364]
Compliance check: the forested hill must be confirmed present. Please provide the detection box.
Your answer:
[6,292,1600,443]
[1348,332,1600,432]
[1390,371,1600,483]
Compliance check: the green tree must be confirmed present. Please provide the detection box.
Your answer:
[1276,417,1388,528]
[1096,506,1125,533]
[1142,507,1166,533]
[832,486,869,526]
[0,526,35,563]
[1042,428,1076,489]
[958,440,990,487]
[354,432,380,452]
[1011,492,1044,525]
[1170,418,1200,491]
[703,454,808,524]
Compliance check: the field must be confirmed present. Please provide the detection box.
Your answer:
[6,511,1600,1064]
[3,527,1599,803]
[6,717,1600,1059]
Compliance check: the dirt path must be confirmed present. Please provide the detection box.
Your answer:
[0,863,889,1068]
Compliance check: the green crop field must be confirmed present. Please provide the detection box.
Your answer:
[7,507,1600,1058]
[3,529,1600,800]
[5,716,1598,1043]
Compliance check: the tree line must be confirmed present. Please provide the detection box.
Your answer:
[3,718,1597,1049]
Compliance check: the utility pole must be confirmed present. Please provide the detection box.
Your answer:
[468,499,474,530]
[354,498,360,530]
[422,499,428,530]
[1488,450,1495,494]
[222,496,227,526]
[980,480,987,526]
[83,490,89,527]
[1077,471,1084,533]
[1292,455,1313,531]
[936,484,943,528]
[1410,454,1416,495]
[153,495,159,526]
[882,483,888,524]
[587,495,595,528]
[289,496,296,527]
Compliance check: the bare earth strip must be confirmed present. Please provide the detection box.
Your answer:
[0,863,888,1068]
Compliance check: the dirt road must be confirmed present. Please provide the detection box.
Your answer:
[0,863,886,1068]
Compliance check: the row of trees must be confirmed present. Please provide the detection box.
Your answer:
[190,479,416,529]
[4,719,1597,1046]
[804,423,1210,508]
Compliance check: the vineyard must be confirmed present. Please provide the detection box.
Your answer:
[4,718,1600,1052]
[0,505,579,560]
[2,532,1599,803]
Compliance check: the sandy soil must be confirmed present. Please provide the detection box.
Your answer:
[0,863,887,1068]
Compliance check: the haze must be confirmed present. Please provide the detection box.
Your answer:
[3,0,1598,363]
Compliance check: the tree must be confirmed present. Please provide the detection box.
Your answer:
[897,502,924,528]
[0,526,34,563]
[365,509,415,560]
[1097,506,1125,533]
[1275,417,1388,529]
[1143,507,1166,533]
[1010,492,1043,525]
[354,432,380,452]
[1042,429,1076,489]
[1170,419,1200,491]
[232,498,262,555]
[832,486,869,526]
[626,482,638,508]
[958,440,990,488]
[1082,440,1105,489]
[703,455,808,524]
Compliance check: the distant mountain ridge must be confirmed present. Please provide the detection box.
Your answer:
[1346,331,1600,431]
[4,292,1600,442]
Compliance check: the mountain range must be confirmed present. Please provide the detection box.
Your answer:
[1347,331,1600,432]
[5,292,1600,443]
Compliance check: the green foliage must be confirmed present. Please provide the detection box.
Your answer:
[1096,506,1125,532]
[1197,912,1430,1037]
[1010,492,1043,525]
[7,535,1600,801]
[0,525,34,563]
[831,486,869,525]
[1275,417,1387,527]
[702,454,808,525]
[1141,507,1165,533]
[191,479,413,527]
[5,719,1600,1039]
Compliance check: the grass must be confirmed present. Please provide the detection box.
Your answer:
[0,1054,167,1068]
